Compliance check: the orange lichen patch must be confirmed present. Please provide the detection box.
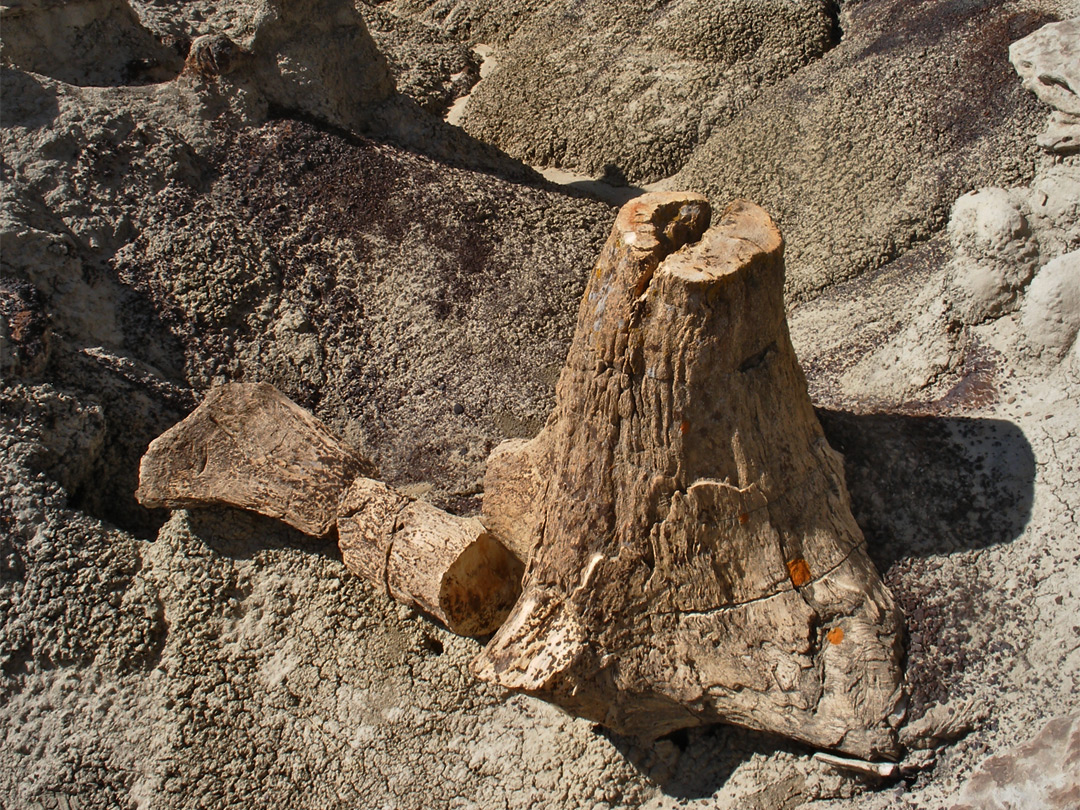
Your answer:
[787,558,812,587]
[738,512,749,525]
[680,420,690,435]
[827,626,845,645]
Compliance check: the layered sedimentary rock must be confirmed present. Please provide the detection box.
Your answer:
[476,193,905,759]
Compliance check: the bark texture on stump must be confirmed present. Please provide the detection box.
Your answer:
[136,382,522,636]
[475,193,904,759]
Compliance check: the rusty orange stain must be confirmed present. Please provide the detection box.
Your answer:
[738,512,749,525]
[827,626,845,645]
[680,420,690,435]
[787,558,812,587]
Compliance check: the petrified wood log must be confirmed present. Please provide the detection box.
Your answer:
[136,382,372,536]
[475,193,905,759]
[136,382,521,635]
[337,478,523,636]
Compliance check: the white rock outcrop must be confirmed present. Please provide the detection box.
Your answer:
[1010,19,1080,154]
[944,188,1040,325]
[1019,250,1080,362]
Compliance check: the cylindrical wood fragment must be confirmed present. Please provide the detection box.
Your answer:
[391,501,524,636]
[338,479,524,636]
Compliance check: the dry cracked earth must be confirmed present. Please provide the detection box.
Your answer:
[1,0,1079,808]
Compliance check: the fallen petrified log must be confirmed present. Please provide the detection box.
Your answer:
[474,193,905,759]
[136,382,523,636]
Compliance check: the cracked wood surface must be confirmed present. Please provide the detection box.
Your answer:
[136,382,374,536]
[475,193,905,759]
[338,480,524,636]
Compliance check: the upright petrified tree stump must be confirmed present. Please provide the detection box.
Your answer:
[475,193,904,759]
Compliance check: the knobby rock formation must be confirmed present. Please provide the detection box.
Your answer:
[476,193,905,759]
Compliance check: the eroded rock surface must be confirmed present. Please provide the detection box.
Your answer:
[453,0,840,184]
[0,0,184,86]
[1010,18,1080,153]
[839,19,1080,405]
[952,713,1080,810]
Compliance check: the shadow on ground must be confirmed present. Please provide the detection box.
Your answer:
[184,506,343,564]
[821,408,1036,721]
[818,409,1036,570]
[621,724,811,803]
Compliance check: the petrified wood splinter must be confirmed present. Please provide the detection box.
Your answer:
[475,193,905,759]
[136,382,523,636]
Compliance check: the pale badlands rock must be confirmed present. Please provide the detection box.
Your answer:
[665,0,1061,299]
[1010,19,1080,115]
[363,4,480,116]
[1019,250,1080,361]
[235,0,395,131]
[381,0,552,46]
[952,713,1080,810]
[836,15,1080,405]
[1038,110,1080,153]
[1,0,395,135]
[1010,18,1080,153]
[944,188,1040,325]
[1023,163,1080,257]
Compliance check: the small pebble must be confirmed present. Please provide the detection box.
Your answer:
[452,403,465,415]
